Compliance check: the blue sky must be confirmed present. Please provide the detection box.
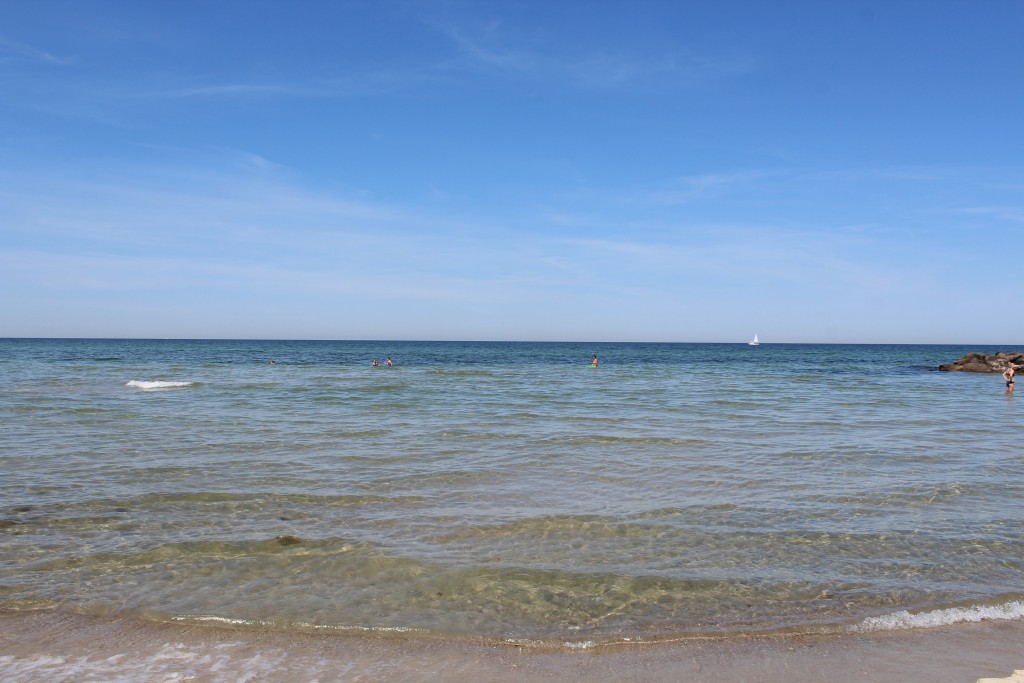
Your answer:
[1,0,1022,342]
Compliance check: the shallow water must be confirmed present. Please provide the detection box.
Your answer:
[3,609,1024,683]
[2,339,1023,645]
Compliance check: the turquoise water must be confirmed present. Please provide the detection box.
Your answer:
[2,338,1023,645]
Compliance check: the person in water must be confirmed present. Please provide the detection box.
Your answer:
[386,357,393,367]
[371,359,380,367]
[591,354,599,367]
[1004,364,1018,392]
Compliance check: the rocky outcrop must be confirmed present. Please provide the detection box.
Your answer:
[938,352,1024,372]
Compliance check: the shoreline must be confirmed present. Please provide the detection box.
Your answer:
[2,609,1022,682]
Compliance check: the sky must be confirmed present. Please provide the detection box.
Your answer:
[1,0,1022,343]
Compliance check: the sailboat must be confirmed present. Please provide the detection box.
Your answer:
[748,333,760,346]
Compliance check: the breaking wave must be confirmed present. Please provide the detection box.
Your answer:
[125,380,197,391]
[853,601,1024,632]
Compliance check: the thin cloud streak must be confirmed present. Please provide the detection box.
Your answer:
[0,160,859,306]
[434,19,756,90]
[955,206,1024,224]
[0,38,70,65]
[133,66,439,100]
[643,171,782,205]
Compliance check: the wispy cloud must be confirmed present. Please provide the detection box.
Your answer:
[147,23,755,101]
[434,19,756,90]
[555,215,949,298]
[440,20,534,71]
[644,171,780,205]
[140,65,433,100]
[562,50,757,90]
[0,38,70,66]
[155,83,315,99]
[0,162,410,259]
[2,151,1015,340]
[954,206,1024,224]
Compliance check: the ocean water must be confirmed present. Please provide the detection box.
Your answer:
[2,338,1023,648]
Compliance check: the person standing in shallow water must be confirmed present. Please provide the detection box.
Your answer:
[1004,364,1018,392]
[591,354,599,367]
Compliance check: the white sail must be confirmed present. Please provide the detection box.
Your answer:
[748,333,760,346]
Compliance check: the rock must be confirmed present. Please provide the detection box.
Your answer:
[938,352,1024,372]
[275,535,302,546]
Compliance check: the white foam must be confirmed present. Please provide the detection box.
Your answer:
[125,380,196,391]
[172,615,423,637]
[0,642,291,683]
[853,601,1024,632]
[172,615,275,627]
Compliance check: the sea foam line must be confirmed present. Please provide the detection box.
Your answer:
[852,601,1024,632]
[125,380,196,390]
[171,615,421,634]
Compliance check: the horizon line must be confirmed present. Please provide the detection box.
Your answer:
[2,336,1022,347]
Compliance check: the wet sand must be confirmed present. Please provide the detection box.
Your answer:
[1,610,1022,682]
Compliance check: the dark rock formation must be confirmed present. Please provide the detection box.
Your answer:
[938,352,1024,372]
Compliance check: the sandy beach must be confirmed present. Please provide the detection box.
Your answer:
[1,609,1022,682]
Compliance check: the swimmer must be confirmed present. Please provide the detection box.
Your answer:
[371,359,380,367]
[386,357,393,367]
[999,366,1015,393]
[591,354,599,367]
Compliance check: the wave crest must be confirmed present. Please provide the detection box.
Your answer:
[126,380,197,390]
[853,601,1024,632]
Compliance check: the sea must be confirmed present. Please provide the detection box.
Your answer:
[2,338,1023,654]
